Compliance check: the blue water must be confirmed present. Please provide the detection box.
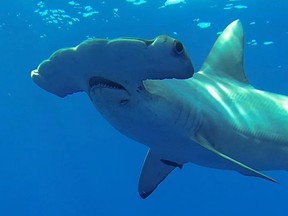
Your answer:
[0,0,288,215]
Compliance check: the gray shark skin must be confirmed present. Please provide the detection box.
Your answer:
[31,20,287,199]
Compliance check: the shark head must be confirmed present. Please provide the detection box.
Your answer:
[31,35,194,98]
[31,35,194,140]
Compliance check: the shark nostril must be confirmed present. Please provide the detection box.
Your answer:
[120,99,129,105]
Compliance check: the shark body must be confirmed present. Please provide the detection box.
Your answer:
[31,20,288,198]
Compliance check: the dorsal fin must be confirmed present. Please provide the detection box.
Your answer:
[200,20,249,84]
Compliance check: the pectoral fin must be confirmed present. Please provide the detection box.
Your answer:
[194,136,278,183]
[138,149,182,199]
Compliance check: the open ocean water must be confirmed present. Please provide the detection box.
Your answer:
[0,0,288,215]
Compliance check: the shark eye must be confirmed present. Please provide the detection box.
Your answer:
[173,40,184,55]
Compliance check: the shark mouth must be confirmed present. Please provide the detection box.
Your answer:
[89,76,126,91]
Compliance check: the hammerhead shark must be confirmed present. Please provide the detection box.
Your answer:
[31,20,287,198]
